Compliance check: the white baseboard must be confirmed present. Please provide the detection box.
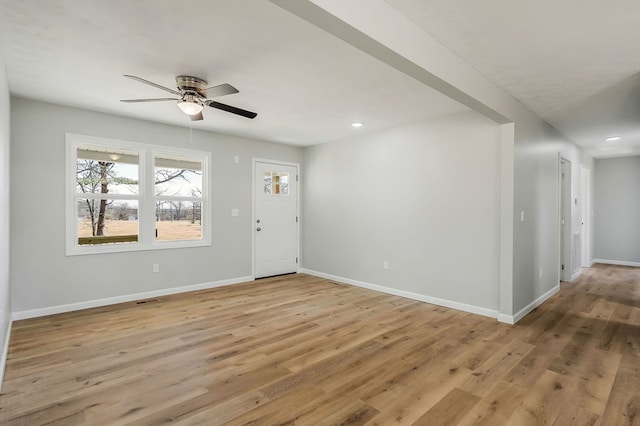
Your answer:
[0,320,11,392]
[11,276,254,321]
[496,313,515,325]
[571,268,583,281]
[500,285,560,325]
[300,269,499,320]
[593,259,640,268]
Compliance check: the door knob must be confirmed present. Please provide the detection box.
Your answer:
[256,227,262,231]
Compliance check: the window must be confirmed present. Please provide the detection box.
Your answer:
[154,154,203,242]
[66,134,210,255]
[263,171,289,195]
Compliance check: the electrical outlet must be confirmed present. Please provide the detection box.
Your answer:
[383,261,389,270]
[153,264,159,273]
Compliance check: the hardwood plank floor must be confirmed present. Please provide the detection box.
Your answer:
[0,263,638,425]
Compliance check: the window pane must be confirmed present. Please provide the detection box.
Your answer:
[264,171,289,195]
[76,148,139,195]
[264,172,272,194]
[279,174,289,195]
[155,155,202,197]
[77,199,139,245]
[155,201,202,241]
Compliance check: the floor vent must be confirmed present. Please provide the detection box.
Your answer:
[135,299,159,305]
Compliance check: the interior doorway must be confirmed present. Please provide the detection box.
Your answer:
[559,157,572,282]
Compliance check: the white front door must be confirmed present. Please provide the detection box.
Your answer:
[254,160,298,278]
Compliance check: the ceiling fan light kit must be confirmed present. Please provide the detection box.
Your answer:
[177,94,203,116]
[121,74,257,121]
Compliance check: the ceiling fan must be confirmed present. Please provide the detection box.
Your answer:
[121,75,257,121]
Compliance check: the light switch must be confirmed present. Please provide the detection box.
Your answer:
[520,210,525,222]
[234,155,239,164]
[231,208,239,217]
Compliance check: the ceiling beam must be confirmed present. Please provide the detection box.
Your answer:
[269,0,518,124]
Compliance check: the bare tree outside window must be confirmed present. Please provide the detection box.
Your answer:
[153,163,203,241]
[76,153,198,243]
[76,160,137,236]
[68,135,211,255]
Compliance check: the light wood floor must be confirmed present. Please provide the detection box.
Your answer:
[0,264,638,425]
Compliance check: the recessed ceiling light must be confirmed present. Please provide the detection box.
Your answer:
[352,122,363,128]
[605,136,621,142]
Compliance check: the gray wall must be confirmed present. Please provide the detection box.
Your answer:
[0,52,11,380]
[302,111,501,312]
[301,104,591,319]
[511,107,588,313]
[9,99,594,322]
[10,98,302,313]
[593,155,640,264]
[272,0,593,320]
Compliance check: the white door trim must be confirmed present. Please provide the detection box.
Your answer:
[558,156,572,282]
[251,158,301,279]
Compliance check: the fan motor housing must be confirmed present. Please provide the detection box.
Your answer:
[176,75,207,96]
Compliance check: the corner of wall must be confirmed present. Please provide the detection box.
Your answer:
[0,54,12,391]
[0,321,11,391]
[499,123,515,319]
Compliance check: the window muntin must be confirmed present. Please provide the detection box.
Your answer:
[66,134,210,255]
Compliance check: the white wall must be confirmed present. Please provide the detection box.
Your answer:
[593,155,640,265]
[302,111,501,315]
[10,98,302,314]
[0,50,12,386]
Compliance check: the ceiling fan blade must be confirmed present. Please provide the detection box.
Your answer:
[123,75,181,96]
[204,83,239,98]
[190,111,204,121]
[120,98,178,103]
[206,101,257,119]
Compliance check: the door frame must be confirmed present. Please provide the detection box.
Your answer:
[251,158,301,279]
[558,156,572,282]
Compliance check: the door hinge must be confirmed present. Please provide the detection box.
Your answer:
[562,264,565,270]
[296,174,299,181]
[296,216,298,223]
[296,257,298,264]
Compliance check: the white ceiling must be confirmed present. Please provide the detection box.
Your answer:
[384,0,640,158]
[1,1,639,156]
[0,0,467,146]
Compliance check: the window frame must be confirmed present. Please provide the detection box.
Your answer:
[66,133,211,256]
